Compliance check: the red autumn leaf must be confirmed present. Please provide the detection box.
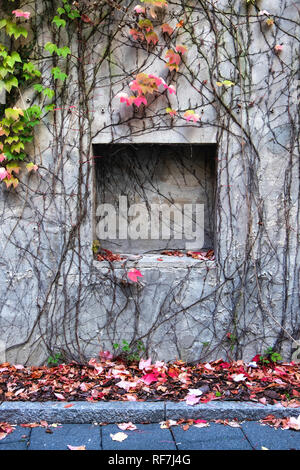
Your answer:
[128,269,143,282]
[141,373,158,385]
[175,45,188,54]
[81,14,93,24]
[129,29,145,41]
[145,31,159,45]
[161,23,173,35]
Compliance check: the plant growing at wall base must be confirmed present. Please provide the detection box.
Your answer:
[259,347,282,365]
[47,352,64,366]
[113,339,146,362]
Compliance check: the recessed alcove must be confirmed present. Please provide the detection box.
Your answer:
[93,143,216,256]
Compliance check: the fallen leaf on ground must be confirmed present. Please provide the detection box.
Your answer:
[287,415,300,431]
[160,420,178,429]
[67,445,86,450]
[117,422,137,431]
[110,432,128,442]
[186,394,200,405]
[194,422,210,428]
[0,423,14,440]
[188,388,203,396]
[232,374,247,382]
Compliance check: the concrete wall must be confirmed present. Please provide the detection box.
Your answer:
[0,0,299,364]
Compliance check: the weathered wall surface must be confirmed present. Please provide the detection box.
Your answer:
[0,0,299,365]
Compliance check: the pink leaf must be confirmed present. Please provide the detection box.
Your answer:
[128,269,143,282]
[186,394,201,406]
[12,10,31,19]
[99,350,113,361]
[175,45,188,54]
[134,5,146,14]
[116,380,137,391]
[161,23,174,35]
[67,445,86,450]
[133,95,147,107]
[117,92,134,106]
[183,110,200,122]
[88,358,103,374]
[26,162,38,173]
[54,393,65,400]
[117,422,137,431]
[148,74,163,87]
[166,107,177,116]
[165,50,181,65]
[0,168,8,181]
[141,373,158,385]
[125,394,137,401]
[80,383,89,392]
[139,358,152,370]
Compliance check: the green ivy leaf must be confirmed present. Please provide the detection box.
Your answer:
[57,46,71,58]
[33,83,43,93]
[0,19,7,30]
[19,135,33,143]
[52,16,66,28]
[5,151,26,161]
[0,50,8,60]
[10,141,24,154]
[68,10,80,19]
[44,42,58,55]
[5,108,24,120]
[5,51,22,68]
[42,88,55,99]
[23,62,41,78]
[25,119,40,128]
[51,67,68,82]
[57,7,66,15]
[11,122,24,133]
[6,162,21,174]
[6,21,28,39]
[0,66,9,79]
[4,76,18,92]
[4,135,19,144]
[44,103,55,112]
[25,105,42,119]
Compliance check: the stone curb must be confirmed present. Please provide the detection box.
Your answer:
[0,401,299,424]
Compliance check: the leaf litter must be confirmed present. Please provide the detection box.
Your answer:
[0,355,300,434]
[0,357,299,409]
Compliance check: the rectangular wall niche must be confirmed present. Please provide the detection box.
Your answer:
[93,144,216,255]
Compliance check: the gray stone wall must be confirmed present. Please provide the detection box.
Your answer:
[0,0,299,365]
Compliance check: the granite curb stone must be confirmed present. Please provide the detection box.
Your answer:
[0,401,299,424]
[165,401,300,421]
[0,401,166,424]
